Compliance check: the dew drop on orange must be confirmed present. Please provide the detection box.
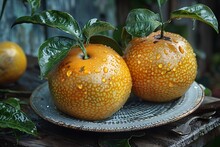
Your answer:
[66,70,72,77]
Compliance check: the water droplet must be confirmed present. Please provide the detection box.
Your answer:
[95,69,100,73]
[84,70,90,74]
[173,39,178,43]
[169,82,174,87]
[164,49,168,55]
[103,67,108,73]
[66,70,72,77]
[158,64,163,68]
[138,60,141,64]
[116,55,121,59]
[77,84,83,89]
[156,54,161,60]
[179,46,184,54]
[102,77,106,83]
[46,105,50,108]
[168,63,171,67]
[172,68,176,72]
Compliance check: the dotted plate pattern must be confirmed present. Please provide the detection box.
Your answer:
[30,82,204,132]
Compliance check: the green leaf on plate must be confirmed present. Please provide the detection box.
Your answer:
[90,35,123,56]
[125,8,161,37]
[38,36,76,78]
[83,18,115,43]
[26,0,41,15]
[3,98,21,110]
[12,10,83,40]
[171,4,219,33]
[0,102,37,136]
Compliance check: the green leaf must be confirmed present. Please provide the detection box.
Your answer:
[26,0,41,15]
[204,87,212,96]
[171,4,219,33]
[90,35,123,56]
[3,98,21,110]
[0,102,37,136]
[38,36,76,78]
[0,0,7,21]
[125,9,161,37]
[83,18,115,43]
[12,10,83,40]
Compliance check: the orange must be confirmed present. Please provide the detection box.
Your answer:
[48,44,132,120]
[123,31,197,102]
[0,41,27,85]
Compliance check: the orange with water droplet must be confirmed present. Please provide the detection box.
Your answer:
[123,31,197,102]
[48,44,132,120]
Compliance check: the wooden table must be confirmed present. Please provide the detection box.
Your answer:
[1,56,220,147]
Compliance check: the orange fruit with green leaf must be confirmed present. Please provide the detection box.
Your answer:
[13,11,132,120]
[123,1,218,102]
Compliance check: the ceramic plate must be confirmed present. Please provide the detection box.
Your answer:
[30,82,204,132]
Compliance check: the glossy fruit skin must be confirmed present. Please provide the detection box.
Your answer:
[123,31,197,102]
[0,41,27,85]
[48,44,132,120]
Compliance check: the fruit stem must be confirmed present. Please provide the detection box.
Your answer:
[158,1,164,39]
[160,23,164,39]
[79,42,89,60]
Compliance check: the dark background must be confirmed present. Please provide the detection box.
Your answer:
[0,0,219,96]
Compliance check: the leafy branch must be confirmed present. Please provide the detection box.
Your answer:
[12,0,121,78]
[0,0,41,21]
[124,0,219,39]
